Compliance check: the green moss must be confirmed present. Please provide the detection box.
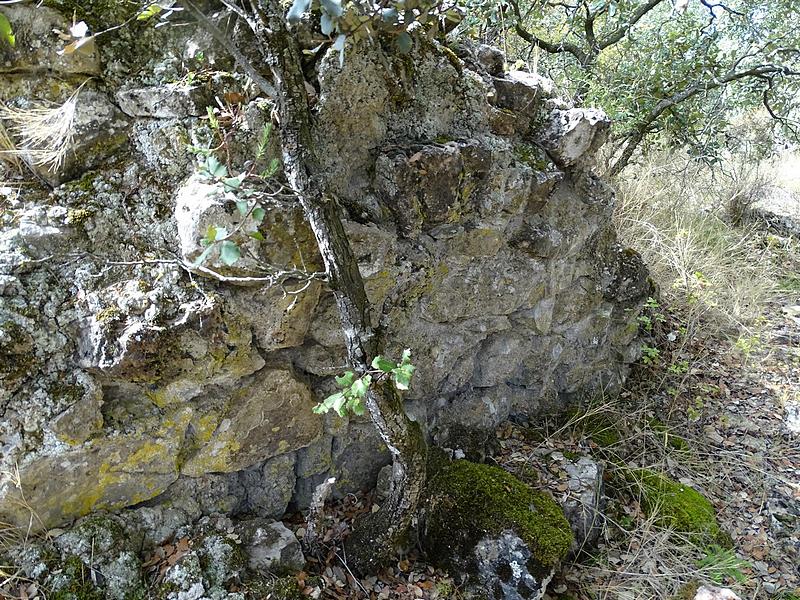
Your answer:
[48,554,104,600]
[629,469,722,542]
[570,409,621,448]
[66,208,95,226]
[514,142,553,172]
[649,418,691,452]
[424,457,573,569]
[43,0,139,31]
[244,576,305,599]
[671,580,700,600]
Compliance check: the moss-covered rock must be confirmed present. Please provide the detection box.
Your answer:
[244,576,305,600]
[422,457,573,570]
[47,554,105,600]
[629,469,722,542]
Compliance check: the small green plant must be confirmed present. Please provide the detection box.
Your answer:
[734,334,761,357]
[668,359,689,375]
[0,11,15,47]
[192,122,282,268]
[313,350,416,417]
[695,545,750,585]
[641,344,660,365]
[687,395,705,421]
[637,296,666,333]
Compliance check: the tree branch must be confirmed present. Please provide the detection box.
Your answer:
[180,0,278,98]
[509,0,588,62]
[610,63,800,174]
[598,0,668,50]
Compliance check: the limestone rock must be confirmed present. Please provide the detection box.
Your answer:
[182,368,321,475]
[0,4,101,78]
[493,71,555,113]
[1,411,190,529]
[472,531,554,600]
[53,514,146,600]
[476,44,506,76]
[237,519,305,574]
[116,84,215,118]
[560,456,605,553]
[746,185,800,237]
[694,585,742,600]
[0,30,649,537]
[539,108,610,170]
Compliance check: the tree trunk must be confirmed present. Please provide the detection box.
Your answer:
[183,0,428,574]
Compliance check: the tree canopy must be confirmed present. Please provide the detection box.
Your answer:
[460,0,800,172]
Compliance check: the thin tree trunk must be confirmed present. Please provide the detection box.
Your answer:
[182,0,428,574]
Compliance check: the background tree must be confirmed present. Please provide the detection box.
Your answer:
[459,0,800,173]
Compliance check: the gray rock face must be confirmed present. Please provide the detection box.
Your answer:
[237,519,305,574]
[560,456,605,553]
[472,531,554,600]
[0,13,649,536]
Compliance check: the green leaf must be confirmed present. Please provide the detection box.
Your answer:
[381,7,398,23]
[248,231,265,241]
[212,226,228,241]
[333,34,346,67]
[320,0,343,18]
[219,240,241,266]
[193,244,215,266]
[351,374,372,398]
[204,155,227,178]
[137,3,163,20]
[320,12,335,36]
[265,158,280,178]
[335,371,355,388]
[0,12,15,47]
[396,31,412,54]
[314,391,345,415]
[286,0,311,24]
[251,206,266,223]
[400,348,412,365]
[392,363,415,391]
[223,176,242,191]
[236,200,249,216]
[347,396,366,416]
[371,355,396,373]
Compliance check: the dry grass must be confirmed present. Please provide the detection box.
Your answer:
[0,82,88,173]
[612,151,779,339]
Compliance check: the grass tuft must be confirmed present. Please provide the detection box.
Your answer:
[0,82,89,173]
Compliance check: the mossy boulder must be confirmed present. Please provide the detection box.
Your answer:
[629,469,723,542]
[422,457,573,574]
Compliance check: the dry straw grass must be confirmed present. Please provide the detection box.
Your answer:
[0,82,89,173]
[612,151,779,339]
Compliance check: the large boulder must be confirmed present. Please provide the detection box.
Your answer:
[421,457,573,599]
[0,16,649,535]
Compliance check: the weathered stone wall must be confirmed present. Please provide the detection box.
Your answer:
[0,4,649,532]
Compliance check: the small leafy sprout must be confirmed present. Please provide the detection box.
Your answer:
[137,2,181,26]
[0,11,15,47]
[193,157,269,268]
[255,122,281,178]
[696,545,750,584]
[200,155,228,179]
[314,350,417,417]
[640,344,660,365]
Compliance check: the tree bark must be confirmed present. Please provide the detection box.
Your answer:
[181,0,428,574]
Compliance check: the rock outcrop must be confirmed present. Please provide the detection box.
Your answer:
[0,2,649,533]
